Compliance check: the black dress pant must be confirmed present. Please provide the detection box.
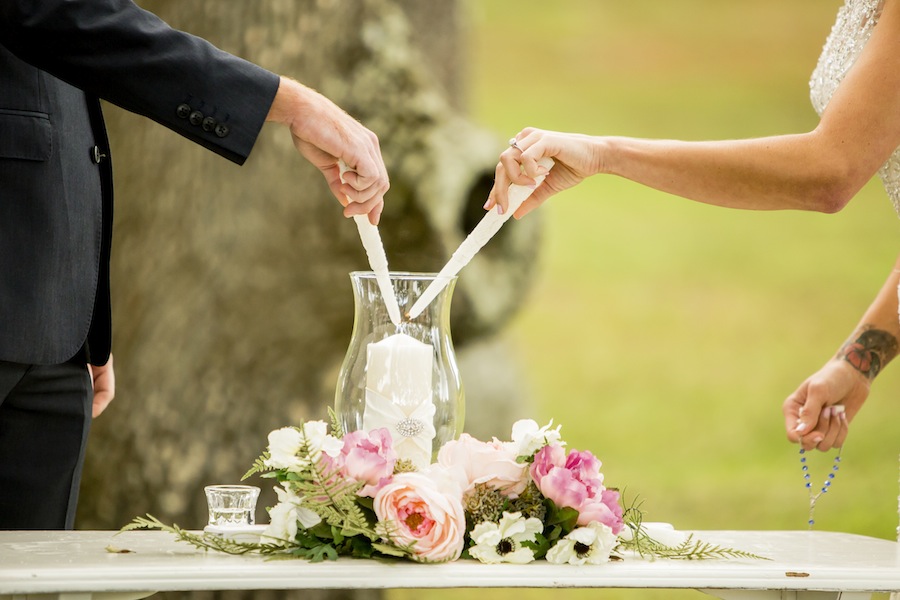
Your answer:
[0,358,92,530]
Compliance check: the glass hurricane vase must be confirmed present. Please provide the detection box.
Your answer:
[334,271,464,468]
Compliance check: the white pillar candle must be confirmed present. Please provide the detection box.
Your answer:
[365,333,433,406]
[363,333,436,468]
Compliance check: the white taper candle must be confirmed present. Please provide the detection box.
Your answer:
[407,157,554,319]
[339,161,402,327]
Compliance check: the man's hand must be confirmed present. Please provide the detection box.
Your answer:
[88,354,115,418]
[267,77,389,225]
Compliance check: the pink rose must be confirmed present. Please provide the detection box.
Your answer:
[437,433,529,497]
[340,428,397,497]
[530,445,623,534]
[373,467,466,562]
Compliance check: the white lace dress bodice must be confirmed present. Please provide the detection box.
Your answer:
[810,0,900,216]
[812,4,900,556]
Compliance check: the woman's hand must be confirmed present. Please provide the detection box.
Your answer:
[783,359,868,451]
[485,128,602,219]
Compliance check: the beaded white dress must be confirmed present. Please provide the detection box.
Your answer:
[811,2,900,566]
[810,0,900,216]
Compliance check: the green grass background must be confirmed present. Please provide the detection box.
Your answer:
[395,1,899,599]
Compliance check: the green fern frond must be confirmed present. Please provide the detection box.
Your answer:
[328,407,344,439]
[372,520,416,557]
[280,428,381,543]
[118,514,285,556]
[617,494,768,561]
[242,451,273,480]
[654,534,769,561]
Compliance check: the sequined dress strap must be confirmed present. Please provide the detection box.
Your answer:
[810,0,900,216]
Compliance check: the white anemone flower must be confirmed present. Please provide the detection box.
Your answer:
[469,512,543,564]
[546,521,618,565]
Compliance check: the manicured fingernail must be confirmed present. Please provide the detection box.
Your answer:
[822,407,832,419]
[795,422,808,432]
[496,205,505,215]
[483,198,492,209]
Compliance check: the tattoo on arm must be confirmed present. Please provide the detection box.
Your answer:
[837,326,899,380]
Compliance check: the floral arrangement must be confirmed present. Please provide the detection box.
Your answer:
[126,415,764,564]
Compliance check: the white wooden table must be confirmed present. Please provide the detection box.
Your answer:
[0,529,898,600]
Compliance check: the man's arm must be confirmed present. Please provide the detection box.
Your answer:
[0,0,279,164]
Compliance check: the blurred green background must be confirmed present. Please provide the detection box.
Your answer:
[395,0,899,599]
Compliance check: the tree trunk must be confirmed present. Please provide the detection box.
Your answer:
[78,2,539,596]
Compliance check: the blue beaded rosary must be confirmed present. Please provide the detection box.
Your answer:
[799,447,842,529]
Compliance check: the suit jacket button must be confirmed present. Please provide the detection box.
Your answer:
[189,111,204,126]
[91,145,107,164]
[176,103,191,118]
[202,116,217,132]
[214,123,230,138]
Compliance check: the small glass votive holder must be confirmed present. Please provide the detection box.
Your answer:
[204,484,260,528]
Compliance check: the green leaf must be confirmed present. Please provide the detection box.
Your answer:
[331,526,345,545]
[307,544,339,562]
[545,524,563,543]
[522,532,551,560]
[349,536,376,559]
[372,542,410,558]
[544,498,579,532]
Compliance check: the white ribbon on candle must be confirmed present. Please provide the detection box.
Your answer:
[363,389,435,469]
[407,157,555,319]
[363,332,436,468]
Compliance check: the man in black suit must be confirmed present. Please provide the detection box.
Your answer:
[0,0,389,529]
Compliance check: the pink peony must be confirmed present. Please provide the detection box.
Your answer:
[563,450,604,495]
[530,444,623,534]
[373,467,466,562]
[340,428,397,497]
[437,433,529,497]
[576,488,624,533]
[529,443,567,488]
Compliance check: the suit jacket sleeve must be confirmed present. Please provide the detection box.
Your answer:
[0,0,281,165]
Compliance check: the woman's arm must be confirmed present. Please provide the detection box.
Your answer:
[489,0,900,217]
[783,254,900,451]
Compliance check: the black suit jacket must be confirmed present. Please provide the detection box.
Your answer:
[0,0,280,365]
